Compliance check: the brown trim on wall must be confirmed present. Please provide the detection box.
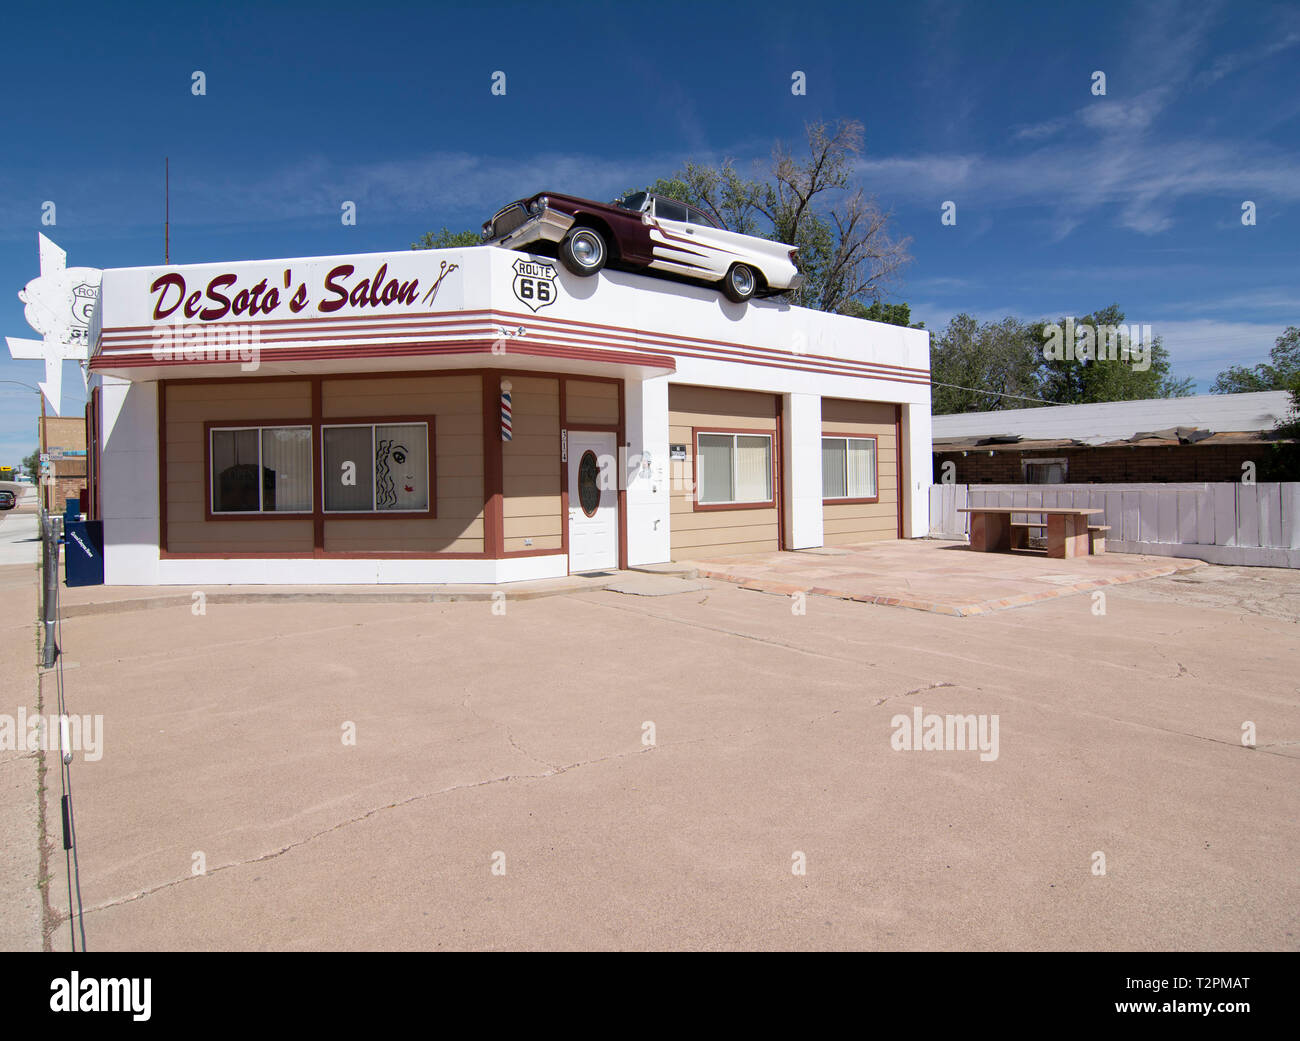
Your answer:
[895,404,905,539]
[89,387,102,521]
[499,547,567,559]
[820,431,881,505]
[311,377,324,552]
[689,425,779,513]
[160,366,620,389]
[95,340,676,375]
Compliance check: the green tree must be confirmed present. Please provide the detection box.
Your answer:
[634,120,912,314]
[1211,325,1300,394]
[841,299,924,328]
[1030,305,1194,405]
[929,314,1043,414]
[411,227,480,250]
[21,448,39,476]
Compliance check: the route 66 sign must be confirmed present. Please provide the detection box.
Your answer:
[512,257,559,313]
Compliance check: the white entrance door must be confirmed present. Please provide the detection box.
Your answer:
[567,431,618,572]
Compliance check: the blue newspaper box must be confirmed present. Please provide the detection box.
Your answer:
[64,497,81,523]
[63,521,104,587]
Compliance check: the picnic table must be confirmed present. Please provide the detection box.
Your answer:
[957,506,1107,559]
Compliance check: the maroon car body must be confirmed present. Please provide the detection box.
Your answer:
[482,191,668,267]
[481,190,802,302]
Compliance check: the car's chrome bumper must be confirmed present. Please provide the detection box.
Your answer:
[486,208,575,251]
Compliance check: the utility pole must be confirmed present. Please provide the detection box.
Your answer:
[40,391,47,513]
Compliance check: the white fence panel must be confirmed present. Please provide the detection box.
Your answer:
[1284,484,1300,550]
[927,482,1300,567]
[1214,485,1236,548]
[1237,485,1260,548]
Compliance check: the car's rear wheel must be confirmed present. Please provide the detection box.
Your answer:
[559,227,608,276]
[721,263,758,303]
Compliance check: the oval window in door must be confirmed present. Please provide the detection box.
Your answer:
[578,450,600,517]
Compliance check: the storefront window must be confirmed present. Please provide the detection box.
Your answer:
[210,426,312,514]
[323,422,429,513]
[822,436,877,500]
[697,432,773,505]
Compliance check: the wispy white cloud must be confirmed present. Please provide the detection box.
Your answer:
[1011,117,1068,142]
[0,150,683,243]
[895,2,1300,239]
[1194,29,1300,86]
[856,136,1298,237]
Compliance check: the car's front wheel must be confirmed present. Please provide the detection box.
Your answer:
[721,263,758,303]
[559,227,608,276]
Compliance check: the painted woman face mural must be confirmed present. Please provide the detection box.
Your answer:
[374,424,428,510]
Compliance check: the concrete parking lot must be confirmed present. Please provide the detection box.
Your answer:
[8,555,1299,951]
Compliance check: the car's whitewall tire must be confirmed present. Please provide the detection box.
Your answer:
[559,227,608,276]
[721,263,758,303]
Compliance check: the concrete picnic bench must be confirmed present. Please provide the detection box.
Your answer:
[957,506,1108,558]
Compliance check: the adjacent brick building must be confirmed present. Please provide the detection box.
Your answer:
[932,391,1294,485]
[40,415,88,513]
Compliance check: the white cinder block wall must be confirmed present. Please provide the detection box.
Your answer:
[98,375,161,584]
[902,402,933,538]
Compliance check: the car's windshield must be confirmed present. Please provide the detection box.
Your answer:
[615,191,647,212]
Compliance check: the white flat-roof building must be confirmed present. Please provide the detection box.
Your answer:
[83,244,931,584]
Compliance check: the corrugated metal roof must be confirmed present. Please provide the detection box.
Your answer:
[933,430,1272,452]
[930,391,1293,446]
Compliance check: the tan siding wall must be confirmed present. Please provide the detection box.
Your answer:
[565,379,618,425]
[502,377,562,551]
[668,385,779,558]
[821,398,899,545]
[322,375,483,553]
[165,381,315,553]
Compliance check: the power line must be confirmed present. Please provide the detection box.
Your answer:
[928,380,1072,406]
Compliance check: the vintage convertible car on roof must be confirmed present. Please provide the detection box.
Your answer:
[481,190,803,303]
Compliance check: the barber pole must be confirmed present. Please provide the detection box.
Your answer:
[500,380,512,442]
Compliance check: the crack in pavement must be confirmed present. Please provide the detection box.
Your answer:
[461,688,561,773]
[71,742,657,921]
[878,681,958,706]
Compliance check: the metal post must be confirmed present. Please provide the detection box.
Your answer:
[41,510,60,667]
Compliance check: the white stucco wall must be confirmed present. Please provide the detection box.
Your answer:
[98,375,161,585]
[783,393,824,549]
[624,376,671,567]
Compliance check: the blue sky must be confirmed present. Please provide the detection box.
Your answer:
[1,0,1297,465]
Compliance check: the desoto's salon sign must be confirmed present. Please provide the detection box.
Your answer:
[148,259,459,322]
